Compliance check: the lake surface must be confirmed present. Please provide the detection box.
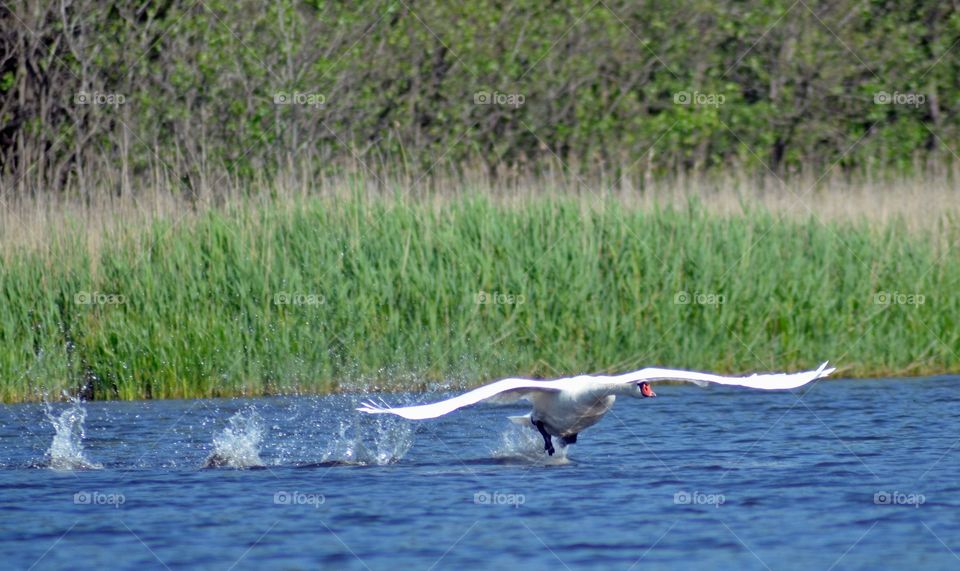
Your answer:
[0,377,957,570]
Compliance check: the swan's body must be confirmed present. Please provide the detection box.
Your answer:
[358,362,835,455]
[520,382,621,437]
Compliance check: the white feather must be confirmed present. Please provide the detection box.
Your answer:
[356,362,835,421]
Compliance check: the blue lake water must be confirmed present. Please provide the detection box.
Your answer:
[0,377,958,570]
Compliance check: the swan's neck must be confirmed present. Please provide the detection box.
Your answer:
[611,383,638,397]
[580,381,633,400]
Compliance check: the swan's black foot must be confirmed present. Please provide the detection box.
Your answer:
[560,433,578,446]
[533,420,555,456]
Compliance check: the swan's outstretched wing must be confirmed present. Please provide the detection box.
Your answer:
[612,361,835,390]
[356,378,565,420]
[357,362,836,420]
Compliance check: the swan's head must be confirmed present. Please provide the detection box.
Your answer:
[636,382,656,398]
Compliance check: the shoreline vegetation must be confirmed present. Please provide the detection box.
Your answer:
[4,0,960,402]
[6,2,960,191]
[1,171,958,403]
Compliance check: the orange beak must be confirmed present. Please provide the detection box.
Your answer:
[640,382,656,398]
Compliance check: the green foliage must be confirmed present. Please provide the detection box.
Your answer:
[1,194,957,401]
[4,0,959,191]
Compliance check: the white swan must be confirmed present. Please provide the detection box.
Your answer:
[358,362,835,455]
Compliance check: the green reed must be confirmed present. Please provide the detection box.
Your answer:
[1,194,957,401]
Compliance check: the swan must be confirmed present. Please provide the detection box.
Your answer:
[357,362,835,455]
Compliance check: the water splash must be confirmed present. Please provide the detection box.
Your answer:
[203,409,266,468]
[492,424,571,465]
[43,396,102,470]
[319,416,413,466]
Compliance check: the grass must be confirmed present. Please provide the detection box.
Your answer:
[1,179,958,402]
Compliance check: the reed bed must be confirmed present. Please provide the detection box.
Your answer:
[1,177,958,402]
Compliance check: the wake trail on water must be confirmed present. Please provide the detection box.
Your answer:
[203,408,266,469]
[42,396,102,470]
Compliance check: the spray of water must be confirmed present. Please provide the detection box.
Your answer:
[43,396,102,470]
[203,408,266,468]
[319,415,413,466]
[492,424,571,465]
